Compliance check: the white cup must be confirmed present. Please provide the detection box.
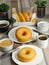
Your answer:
[37,21,49,32]
[0,38,14,52]
[37,35,48,48]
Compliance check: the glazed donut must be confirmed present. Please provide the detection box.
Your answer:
[15,27,32,42]
[17,47,36,62]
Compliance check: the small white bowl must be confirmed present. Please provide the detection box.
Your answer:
[0,38,14,52]
[0,20,9,33]
[37,21,49,32]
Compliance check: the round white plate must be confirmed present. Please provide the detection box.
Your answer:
[12,45,43,65]
[8,26,37,43]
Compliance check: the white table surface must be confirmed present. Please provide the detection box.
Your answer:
[0,16,49,65]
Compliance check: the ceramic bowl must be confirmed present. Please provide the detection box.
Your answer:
[37,21,49,32]
[0,38,13,52]
[0,20,9,33]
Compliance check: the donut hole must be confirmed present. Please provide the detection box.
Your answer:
[26,51,30,55]
[22,32,26,36]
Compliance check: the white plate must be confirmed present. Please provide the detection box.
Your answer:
[8,26,38,43]
[12,45,43,65]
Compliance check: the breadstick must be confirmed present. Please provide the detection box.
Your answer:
[18,12,26,22]
[23,12,30,22]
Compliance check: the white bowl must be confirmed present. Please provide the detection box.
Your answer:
[0,38,14,52]
[0,20,9,33]
[37,21,49,32]
[0,20,9,26]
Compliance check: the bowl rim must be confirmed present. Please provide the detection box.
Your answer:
[0,20,9,28]
[37,21,49,27]
[37,35,48,41]
[0,38,13,48]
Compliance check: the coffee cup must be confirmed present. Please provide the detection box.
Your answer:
[37,21,49,32]
[0,20,9,33]
[37,35,48,48]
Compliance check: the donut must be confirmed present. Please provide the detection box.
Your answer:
[15,27,32,42]
[17,47,36,62]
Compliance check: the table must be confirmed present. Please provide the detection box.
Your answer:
[0,22,49,65]
[0,42,48,65]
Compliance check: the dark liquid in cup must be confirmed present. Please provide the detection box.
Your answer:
[0,24,7,27]
[39,36,47,40]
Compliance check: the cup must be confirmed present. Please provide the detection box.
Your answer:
[0,38,14,52]
[37,35,48,48]
[37,21,49,32]
[0,20,9,33]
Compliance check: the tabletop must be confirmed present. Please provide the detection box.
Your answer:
[0,18,49,65]
[0,41,48,65]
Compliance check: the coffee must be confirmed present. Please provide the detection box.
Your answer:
[0,23,7,27]
[39,36,47,40]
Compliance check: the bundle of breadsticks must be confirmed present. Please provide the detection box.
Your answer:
[12,8,37,23]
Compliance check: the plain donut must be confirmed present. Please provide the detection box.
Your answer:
[17,47,36,62]
[15,27,32,42]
